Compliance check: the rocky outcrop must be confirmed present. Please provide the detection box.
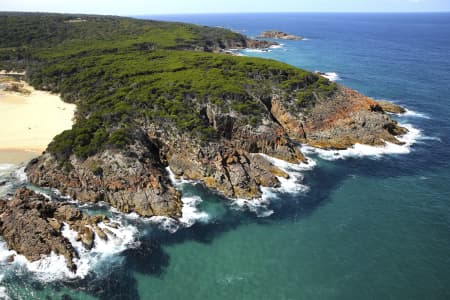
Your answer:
[376,100,406,114]
[244,39,278,49]
[0,188,112,271]
[257,31,303,40]
[167,141,292,200]
[25,83,407,215]
[26,139,182,218]
[270,86,407,149]
[0,76,31,94]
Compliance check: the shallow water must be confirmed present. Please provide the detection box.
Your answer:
[1,13,450,300]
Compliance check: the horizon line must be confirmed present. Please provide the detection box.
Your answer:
[1,10,449,16]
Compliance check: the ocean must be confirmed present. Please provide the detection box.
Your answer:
[1,13,449,300]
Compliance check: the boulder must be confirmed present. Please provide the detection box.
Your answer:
[0,188,111,271]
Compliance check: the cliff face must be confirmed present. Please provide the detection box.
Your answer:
[26,139,182,218]
[0,13,408,220]
[270,86,407,149]
[25,83,406,216]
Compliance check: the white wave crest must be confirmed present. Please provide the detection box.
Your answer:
[147,195,211,233]
[0,220,138,282]
[147,216,180,233]
[269,44,285,49]
[230,154,316,217]
[179,196,210,227]
[144,168,211,232]
[321,72,341,81]
[243,48,272,53]
[302,124,421,160]
[402,108,430,119]
[13,167,27,183]
[0,286,11,300]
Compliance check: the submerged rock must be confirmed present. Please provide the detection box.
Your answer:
[0,188,111,271]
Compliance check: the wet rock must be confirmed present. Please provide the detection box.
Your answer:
[376,100,406,114]
[0,188,111,271]
[26,141,183,218]
[79,226,94,250]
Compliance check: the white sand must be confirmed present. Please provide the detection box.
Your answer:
[0,79,75,163]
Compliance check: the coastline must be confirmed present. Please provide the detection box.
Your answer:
[0,77,76,164]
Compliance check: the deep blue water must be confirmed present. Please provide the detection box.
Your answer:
[1,13,450,300]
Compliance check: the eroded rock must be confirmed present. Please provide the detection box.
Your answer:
[0,188,111,271]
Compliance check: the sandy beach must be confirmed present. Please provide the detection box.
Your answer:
[0,76,75,164]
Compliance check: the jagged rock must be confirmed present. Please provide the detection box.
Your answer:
[93,224,108,241]
[79,226,94,250]
[25,83,407,213]
[244,39,278,49]
[257,30,303,40]
[26,140,183,218]
[376,100,406,114]
[271,86,407,149]
[0,188,111,271]
[47,218,62,231]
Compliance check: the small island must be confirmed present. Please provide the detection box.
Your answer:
[257,30,304,40]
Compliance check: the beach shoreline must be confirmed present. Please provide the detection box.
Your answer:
[0,74,75,164]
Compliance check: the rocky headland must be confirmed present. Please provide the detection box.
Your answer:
[0,13,408,269]
[257,30,304,40]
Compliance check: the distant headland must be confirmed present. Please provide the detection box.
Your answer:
[257,30,304,40]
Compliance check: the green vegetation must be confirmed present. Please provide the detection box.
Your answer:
[0,13,337,161]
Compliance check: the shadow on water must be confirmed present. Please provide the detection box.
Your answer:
[4,139,446,300]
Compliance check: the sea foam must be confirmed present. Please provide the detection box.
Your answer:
[269,44,285,49]
[402,108,430,119]
[0,286,10,300]
[231,154,316,217]
[243,48,272,53]
[302,123,421,160]
[321,72,341,81]
[145,168,211,232]
[0,220,138,282]
[13,167,27,183]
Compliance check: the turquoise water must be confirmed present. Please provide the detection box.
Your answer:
[1,13,450,299]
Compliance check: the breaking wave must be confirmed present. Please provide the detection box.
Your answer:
[269,44,285,49]
[230,154,316,217]
[146,168,211,233]
[0,220,138,282]
[402,108,430,119]
[302,124,422,160]
[242,48,272,53]
[321,72,341,81]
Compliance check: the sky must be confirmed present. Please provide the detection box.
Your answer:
[1,0,449,15]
